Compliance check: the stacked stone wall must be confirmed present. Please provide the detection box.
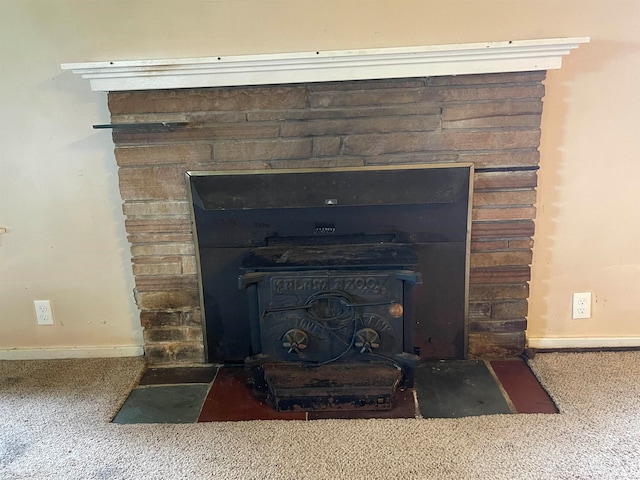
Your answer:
[108,71,545,363]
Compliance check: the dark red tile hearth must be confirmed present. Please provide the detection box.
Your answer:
[490,359,559,414]
[197,367,306,422]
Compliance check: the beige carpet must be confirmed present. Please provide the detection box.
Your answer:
[1,351,639,480]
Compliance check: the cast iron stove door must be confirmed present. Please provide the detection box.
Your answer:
[257,270,406,364]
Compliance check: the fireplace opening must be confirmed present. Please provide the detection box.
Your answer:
[188,164,472,410]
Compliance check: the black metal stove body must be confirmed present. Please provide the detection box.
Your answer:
[240,244,421,410]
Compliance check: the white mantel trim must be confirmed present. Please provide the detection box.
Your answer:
[61,37,589,92]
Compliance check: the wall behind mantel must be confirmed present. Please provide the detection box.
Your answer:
[1,0,639,357]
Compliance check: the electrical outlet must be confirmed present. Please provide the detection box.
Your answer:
[34,300,54,325]
[572,292,591,319]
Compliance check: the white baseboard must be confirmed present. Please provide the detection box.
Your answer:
[527,337,640,350]
[0,345,144,360]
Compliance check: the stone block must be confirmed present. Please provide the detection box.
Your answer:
[135,275,198,292]
[143,328,186,343]
[280,115,439,137]
[491,300,529,319]
[119,166,189,201]
[270,157,364,170]
[143,345,172,363]
[135,290,199,310]
[470,240,510,252]
[444,114,542,130]
[308,78,427,91]
[213,139,312,162]
[343,129,540,156]
[309,88,425,108]
[473,190,537,207]
[183,309,202,326]
[508,239,534,249]
[205,161,271,171]
[471,220,535,240]
[468,319,528,334]
[125,217,192,234]
[442,101,543,121]
[468,332,526,358]
[110,110,246,125]
[143,327,203,344]
[123,201,190,216]
[127,233,194,244]
[143,343,205,364]
[469,266,531,284]
[140,311,182,328]
[425,85,544,103]
[363,152,459,166]
[470,251,533,268]
[247,103,441,122]
[132,255,182,264]
[108,86,308,115]
[191,111,249,123]
[181,255,197,275]
[472,206,537,221]
[173,343,206,363]
[469,284,529,301]
[115,144,212,167]
[113,124,279,144]
[133,262,182,276]
[312,136,342,157]
[110,112,189,124]
[474,171,538,191]
[469,302,492,319]
[131,243,194,256]
[427,71,546,86]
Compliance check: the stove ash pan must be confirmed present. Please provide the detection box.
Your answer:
[240,243,421,411]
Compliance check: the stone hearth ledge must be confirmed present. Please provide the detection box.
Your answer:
[61,37,589,91]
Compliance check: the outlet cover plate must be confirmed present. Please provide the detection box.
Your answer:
[34,300,54,325]
[572,292,591,319]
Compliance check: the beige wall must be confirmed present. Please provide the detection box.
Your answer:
[1,0,638,356]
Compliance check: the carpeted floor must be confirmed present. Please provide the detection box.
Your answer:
[1,351,639,479]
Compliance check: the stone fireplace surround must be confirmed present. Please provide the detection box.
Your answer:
[63,38,588,364]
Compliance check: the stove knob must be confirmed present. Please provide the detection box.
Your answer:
[355,328,380,354]
[388,302,403,318]
[282,329,309,356]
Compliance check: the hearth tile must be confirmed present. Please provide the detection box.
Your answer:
[308,387,417,420]
[414,360,512,418]
[112,384,210,424]
[138,365,219,385]
[198,367,306,422]
[490,359,559,414]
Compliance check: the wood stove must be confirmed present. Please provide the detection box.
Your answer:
[240,242,421,410]
[188,164,472,410]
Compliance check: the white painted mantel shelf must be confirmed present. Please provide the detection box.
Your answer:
[62,37,589,92]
